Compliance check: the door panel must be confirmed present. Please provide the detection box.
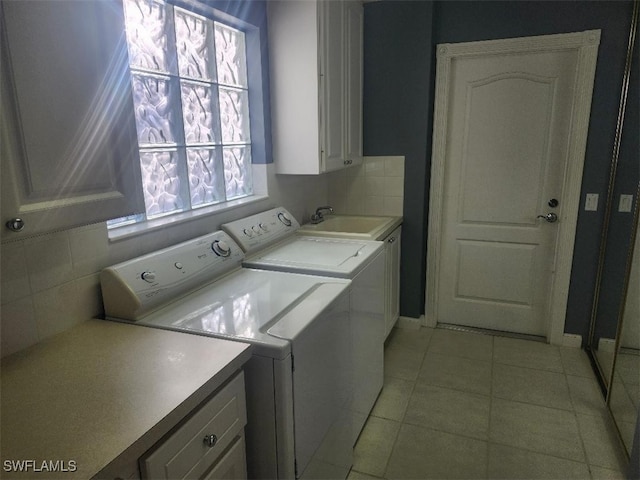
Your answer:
[439,48,578,335]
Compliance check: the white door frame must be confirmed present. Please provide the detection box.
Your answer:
[425,30,601,345]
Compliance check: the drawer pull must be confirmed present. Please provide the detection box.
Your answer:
[203,434,218,448]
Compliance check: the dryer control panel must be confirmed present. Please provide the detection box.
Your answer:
[101,231,244,321]
[222,207,300,253]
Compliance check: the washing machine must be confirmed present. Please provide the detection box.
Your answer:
[100,231,354,480]
[222,207,385,443]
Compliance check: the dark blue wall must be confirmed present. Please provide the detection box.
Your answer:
[363,0,638,338]
[364,1,436,318]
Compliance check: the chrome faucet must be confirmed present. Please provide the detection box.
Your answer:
[310,206,333,224]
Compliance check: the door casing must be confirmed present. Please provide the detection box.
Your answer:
[425,30,601,345]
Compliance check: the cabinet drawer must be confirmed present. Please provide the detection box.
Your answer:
[202,435,247,480]
[141,371,247,479]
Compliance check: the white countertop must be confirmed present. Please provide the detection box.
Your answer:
[0,319,252,479]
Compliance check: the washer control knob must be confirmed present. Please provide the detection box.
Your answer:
[243,228,254,238]
[277,212,292,226]
[252,225,262,235]
[141,271,156,282]
[175,262,183,269]
[212,240,231,257]
[259,223,269,232]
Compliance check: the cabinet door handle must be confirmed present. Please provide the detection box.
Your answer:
[6,218,25,232]
[203,434,218,448]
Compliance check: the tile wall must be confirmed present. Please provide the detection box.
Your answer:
[327,156,405,216]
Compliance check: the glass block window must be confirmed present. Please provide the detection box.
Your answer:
[117,0,253,223]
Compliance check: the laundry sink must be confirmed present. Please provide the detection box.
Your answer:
[298,215,402,241]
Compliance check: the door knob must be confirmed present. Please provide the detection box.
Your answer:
[537,213,558,223]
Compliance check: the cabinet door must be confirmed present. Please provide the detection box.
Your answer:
[1,1,143,240]
[345,0,363,167]
[385,227,402,337]
[319,0,345,172]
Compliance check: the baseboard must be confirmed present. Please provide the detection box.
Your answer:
[396,315,424,330]
[598,337,617,353]
[562,333,583,348]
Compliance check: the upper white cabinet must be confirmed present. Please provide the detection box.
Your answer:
[268,0,363,175]
[1,1,144,240]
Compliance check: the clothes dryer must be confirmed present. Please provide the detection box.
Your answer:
[222,208,385,442]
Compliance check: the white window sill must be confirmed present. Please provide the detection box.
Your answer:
[108,194,269,242]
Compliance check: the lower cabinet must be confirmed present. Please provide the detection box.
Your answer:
[140,371,247,480]
[384,227,402,338]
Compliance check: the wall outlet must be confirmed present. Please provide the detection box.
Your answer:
[585,193,599,212]
[619,194,634,213]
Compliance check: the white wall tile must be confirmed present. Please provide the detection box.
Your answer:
[327,156,405,217]
[385,156,405,177]
[33,280,83,341]
[69,223,110,278]
[385,177,405,197]
[365,176,385,197]
[24,232,73,293]
[365,157,386,177]
[365,196,385,216]
[1,240,31,304]
[1,297,38,357]
[384,196,404,217]
[74,274,105,320]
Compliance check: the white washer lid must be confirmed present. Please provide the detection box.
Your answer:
[243,236,384,278]
[130,268,350,357]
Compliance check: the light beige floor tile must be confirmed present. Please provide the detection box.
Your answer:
[560,346,596,377]
[348,470,384,480]
[385,423,488,479]
[427,328,493,362]
[494,336,563,373]
[487,443,591,479]
[489,397,585,462]
[589,465,627,480]
[384,346,425,381]
[419,351,492,395]
[609,380,637,424]
[567,374,607,416]
[353,416,400,477]
[404,383,490,440]
[492,363,572,411]
[576,413,628,471]
[614,352,640,386]
[385,327,433,354]
[370,376,414,422]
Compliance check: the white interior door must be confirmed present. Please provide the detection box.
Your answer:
[430,32,600,337]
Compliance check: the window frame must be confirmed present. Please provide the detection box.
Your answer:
[108,0,270,238]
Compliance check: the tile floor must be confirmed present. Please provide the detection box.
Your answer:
[349,326,630,480]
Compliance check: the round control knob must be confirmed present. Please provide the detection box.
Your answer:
[277,212,292,226]
[252,225,262,235]
[259,223,269,232]
[243,228,254,238]
[212,240,231,257]
[141,271,156,283]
